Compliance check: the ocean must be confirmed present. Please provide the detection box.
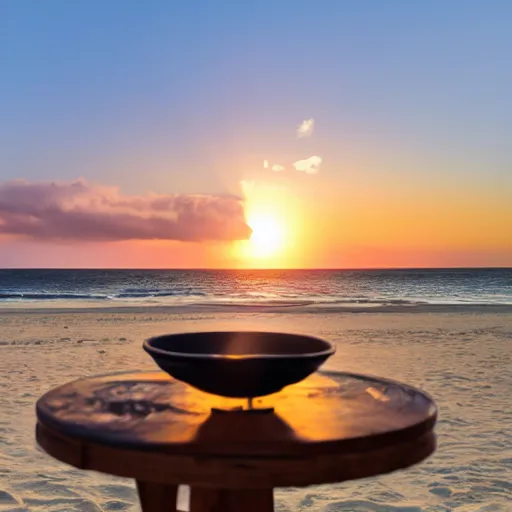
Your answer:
[0,268,511,308]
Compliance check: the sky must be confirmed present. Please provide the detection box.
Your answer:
[1,1,511,268]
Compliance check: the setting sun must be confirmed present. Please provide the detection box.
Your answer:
[231,180,304,268]
[247,213,285,259]
[234,210,288,266]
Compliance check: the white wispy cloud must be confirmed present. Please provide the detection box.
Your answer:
[293,156,322,174]
[297,118,315,138]
[263,160,269,169]
[272,164,285,172]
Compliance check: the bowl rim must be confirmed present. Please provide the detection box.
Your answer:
[143,331,336,361]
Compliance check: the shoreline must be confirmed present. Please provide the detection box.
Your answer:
[1,302,512,315]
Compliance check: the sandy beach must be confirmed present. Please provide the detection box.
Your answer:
[0,307,511,511]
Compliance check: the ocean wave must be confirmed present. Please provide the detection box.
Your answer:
[0,292,107,301]
[0,289,207,301]
[1,291,511,307]
[1,288,511,308]
[316,297,426,305]
[115,289,206,298]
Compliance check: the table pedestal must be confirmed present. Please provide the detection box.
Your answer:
[137,483,273,512]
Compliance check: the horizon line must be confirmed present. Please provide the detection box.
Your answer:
[0,266,511,271]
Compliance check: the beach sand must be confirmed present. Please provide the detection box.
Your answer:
[0,307,511,511]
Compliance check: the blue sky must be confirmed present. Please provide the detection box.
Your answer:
[2,1,511,191]
[0,1,511,267]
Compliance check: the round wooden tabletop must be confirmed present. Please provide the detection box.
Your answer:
[36,370,437,489]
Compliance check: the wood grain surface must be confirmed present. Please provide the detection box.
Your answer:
[36,370,437,488]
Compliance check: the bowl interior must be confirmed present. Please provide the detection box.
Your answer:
[145,331,333,358]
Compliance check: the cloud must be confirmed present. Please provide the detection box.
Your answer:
[263,160,269,169]
[0,179,251,242]
[293,156,322,174]
[271,164,285,172]
[297,118,315,138]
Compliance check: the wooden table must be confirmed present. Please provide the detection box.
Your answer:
[36,371,437,511]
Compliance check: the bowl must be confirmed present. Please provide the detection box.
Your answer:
[143,331,335,398]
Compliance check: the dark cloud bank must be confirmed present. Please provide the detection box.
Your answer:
[0,180,251,242]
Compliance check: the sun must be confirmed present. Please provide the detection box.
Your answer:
[231,180,302,268]
[247,212,285,259]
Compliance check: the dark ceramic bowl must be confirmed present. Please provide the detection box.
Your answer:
[143,331,335,398]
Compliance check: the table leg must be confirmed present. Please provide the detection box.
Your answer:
[189,488,274,512]
[136,481,178,511]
